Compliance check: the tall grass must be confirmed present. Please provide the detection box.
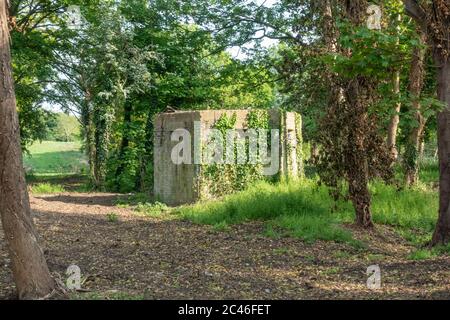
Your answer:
[419,159,439,185]
[370,182,438,232]
[180,178,438,246]
[180,180,356,244]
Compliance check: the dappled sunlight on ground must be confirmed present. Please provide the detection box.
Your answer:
[1,191,450,300]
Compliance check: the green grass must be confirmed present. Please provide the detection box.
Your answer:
[115,193,153,207]
[408,249,436,261]
[370,182,438,232]
[419,159,439,185]
[408,244,450,261]
[179,177,439,248]
[24,141,88,175]
[106,212,119,223]
[135,202,171,217]
[30,183,65,194]
[180,180,357,245]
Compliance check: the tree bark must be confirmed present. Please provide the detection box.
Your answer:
[115,100,132,180]
[310,143,319,165]
[404,32,427,186]
[345,77,374,228]
[387,14,402,160]
[387,70,402,160]
[432,52,450,245]
[343,0,374,228]
[136,87,160,192]
[0,0,55,299]
[81,90,96,183]
[401,0,450,245]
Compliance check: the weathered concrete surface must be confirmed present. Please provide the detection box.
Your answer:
[154,110,302,206]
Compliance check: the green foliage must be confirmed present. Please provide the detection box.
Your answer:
[419,159,439,185]
[198,111,279,199]
[115,193,152,207]
[106,212,119,223]
[325,21,406,79]
[199,112,240,197]
[48,1,279,192]
[30,183,65,194]
[11,15,57,149]
[247,110,270,130]
[135,202,170,217]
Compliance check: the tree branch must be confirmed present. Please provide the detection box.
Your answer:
[402,0,426,23]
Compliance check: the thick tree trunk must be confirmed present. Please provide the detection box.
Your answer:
[401,0,450,245]
[404,33,427,186]
[432,52,450,245]
[343,0,374,228]
[0,0,55,299]
[345,78,374,228]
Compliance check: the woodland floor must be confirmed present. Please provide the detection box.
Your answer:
[1,181,450,300]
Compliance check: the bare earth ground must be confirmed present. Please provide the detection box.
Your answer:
[1,191,450,300]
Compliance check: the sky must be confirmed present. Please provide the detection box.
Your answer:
[227,0,280,59]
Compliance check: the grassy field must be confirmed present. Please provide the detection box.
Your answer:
[173,160,446,258]
[23,141,88,176]
[178,179,438,245]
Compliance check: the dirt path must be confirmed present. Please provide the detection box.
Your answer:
[1,192,450,300]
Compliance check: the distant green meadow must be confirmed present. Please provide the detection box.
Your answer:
[23,141,88,176]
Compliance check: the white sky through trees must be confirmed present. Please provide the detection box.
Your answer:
[227,0,279,59]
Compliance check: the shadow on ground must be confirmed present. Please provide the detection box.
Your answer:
[1,192,450,300]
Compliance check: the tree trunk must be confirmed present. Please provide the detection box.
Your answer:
[81,93,96,183]
[136,88,160,192]
[432,52,450,245]
[418,140,425,161]
[310,143,319,165]
[0,0,55,299]
[401,0,450,245]
[387,70,402,160]
[343,0,374,228]
[404,32,427,186]
[115,100,132,180]
[93,104,113,189]
[387,14,402,160]
[345,77,374,228]
[86,114,96,181]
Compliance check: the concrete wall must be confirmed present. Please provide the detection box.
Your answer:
[154,110,302,206]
